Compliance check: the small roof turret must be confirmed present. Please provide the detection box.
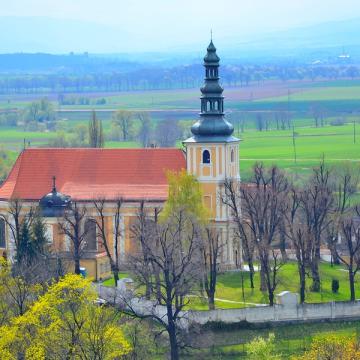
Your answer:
[39,176,71,217]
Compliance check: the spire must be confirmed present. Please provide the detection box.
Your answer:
[190,40,234,138]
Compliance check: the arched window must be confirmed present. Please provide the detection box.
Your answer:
[202,149,211,164]
[83,219,97,251]
[231,149,235,162]
[0,217,5,248]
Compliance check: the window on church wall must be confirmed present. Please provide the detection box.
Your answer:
[231,149,235,163]
[0,217,5,248]
[83,219,97,251]
[202,149,211,164]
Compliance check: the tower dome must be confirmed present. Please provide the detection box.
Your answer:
[190,40,234,139]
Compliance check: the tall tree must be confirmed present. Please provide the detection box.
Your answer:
[240,164,289,304]
[223,179,256,289]
[58,202,88,275]
[302,161,333,292]
[201,228,221,310]
[137,111,152,147]
[129,170,207,360]
[337,207,360,301]
[112,110,133,141]
[93,198,123,287]
[155,119,182,147]
[88,110,104,148]
[284,187,308,303]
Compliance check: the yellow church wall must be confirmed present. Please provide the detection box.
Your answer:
[211,147,216,177]
[219,146,222,175]
[200,182,217,218]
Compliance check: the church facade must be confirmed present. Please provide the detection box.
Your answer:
[0,41,241,280]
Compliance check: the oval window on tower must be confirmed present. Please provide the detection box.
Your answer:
[231,149,235,163]
[202,149,211,164]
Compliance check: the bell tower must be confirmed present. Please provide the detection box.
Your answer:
[183,40,241,268]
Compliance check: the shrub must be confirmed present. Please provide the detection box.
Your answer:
[332,279,339,293]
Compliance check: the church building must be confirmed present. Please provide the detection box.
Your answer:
[0,41,241,280]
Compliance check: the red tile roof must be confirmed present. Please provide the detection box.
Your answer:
[0,148,186,201]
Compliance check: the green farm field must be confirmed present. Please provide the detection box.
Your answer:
[0,79,359,180]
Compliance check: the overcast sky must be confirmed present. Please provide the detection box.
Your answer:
[1,0,360,52]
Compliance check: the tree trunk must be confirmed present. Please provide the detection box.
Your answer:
[349,270,356,302]
[299,264,306,303]
[269,289,274,306]
[310,258,321,292]
[167,319,179,360]
[113,269,119,288]
[208,293,215,310]
[74,251,81,275]
[248,259,255,289]
[330,245,340,265]
[260,266,267,292]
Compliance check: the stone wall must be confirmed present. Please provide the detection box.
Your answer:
[98,285,360,329]
[187,301,360,326]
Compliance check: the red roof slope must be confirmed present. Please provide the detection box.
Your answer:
[0,148,186,201]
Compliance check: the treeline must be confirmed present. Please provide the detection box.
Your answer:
[0,63,359,94]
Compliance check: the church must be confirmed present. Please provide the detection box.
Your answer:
[0,41,241,280]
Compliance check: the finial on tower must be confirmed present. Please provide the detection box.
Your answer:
[52,176,57,193]
[210,29,213,41]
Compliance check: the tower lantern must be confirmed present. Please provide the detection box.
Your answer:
[183,39,241,268]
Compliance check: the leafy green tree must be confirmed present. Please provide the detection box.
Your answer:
[246,333,280,360]
[0,274,131,359]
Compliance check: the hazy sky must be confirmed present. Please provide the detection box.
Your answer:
[1,0,360,52]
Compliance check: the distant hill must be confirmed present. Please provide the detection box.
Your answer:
[0,16,360,63]
[222,18,360,61]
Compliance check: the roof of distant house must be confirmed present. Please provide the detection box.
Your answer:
[0,148,186,202]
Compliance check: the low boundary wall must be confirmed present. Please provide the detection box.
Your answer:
[98,285,360,328]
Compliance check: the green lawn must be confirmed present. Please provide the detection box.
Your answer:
[102,261,360,309]
[211,262,359,307]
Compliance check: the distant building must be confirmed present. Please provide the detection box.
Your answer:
[0,41,241,279]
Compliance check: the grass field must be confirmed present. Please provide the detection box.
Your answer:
[0,79,359,180]
[102,261,360,309]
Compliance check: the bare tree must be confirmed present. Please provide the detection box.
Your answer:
[155,119,182,147]
[284,188,308,303]
[327,169,359,265]
[259,248,284,306]
[58,202,88,275]
[337,207,360,301]
[223,179,256,289]
[93,198,123,287]
[130,201,155,300]
[112,110,133,141]
[241,164,289,299]
[129,208,202,360]
[301,161,333,292]
[137,112,152,148]
[201,228,221,310]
